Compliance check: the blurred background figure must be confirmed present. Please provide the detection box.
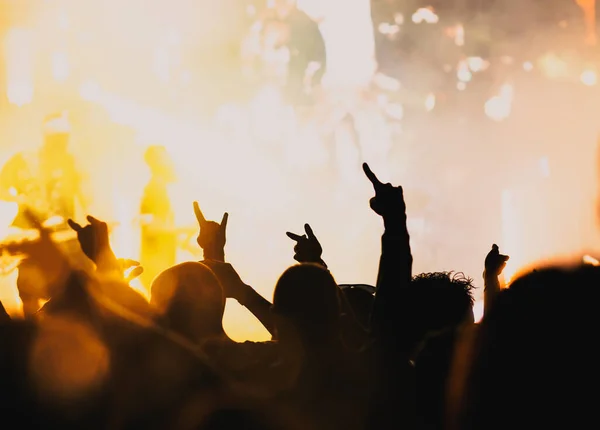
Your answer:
[139,145,177,291]
[259,0,327,107]
[0,112,85,230]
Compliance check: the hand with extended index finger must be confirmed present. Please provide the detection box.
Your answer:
[285,223,325,266]
[193,201,228,262]
[362,163,406,220]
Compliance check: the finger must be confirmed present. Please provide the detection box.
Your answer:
[119,259,140,269]
[67,219,83,232]
[362,163,383,188]
[491,244,499,252]
[193,201,207,225]
[500,254,510,262]
[87,215,102,225]
[126,266,144,282]
[304,223,316,240]
[220,212,229,230]
[286,232,304,242]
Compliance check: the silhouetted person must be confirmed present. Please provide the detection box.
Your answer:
[262,0,326,106]
[267,264,370,430]
[450,265,600,430]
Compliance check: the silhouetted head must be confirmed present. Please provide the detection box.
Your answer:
[452,265,600,430]
[272,264,341,345]
[397,272,475,353]
[150,262,225,342]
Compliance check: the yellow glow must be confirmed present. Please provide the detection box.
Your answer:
[539,53,569,79]
[0,1,597,343]
[583,255,600,266]
[4,28,34,106]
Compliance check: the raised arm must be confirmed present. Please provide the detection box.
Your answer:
[363,163,412,339]
[202,260,275,336]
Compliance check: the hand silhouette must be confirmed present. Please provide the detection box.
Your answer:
[193,201,228,261]
[201,260,248,301]
[118,259,144,283]
[484,244,510,277]
[68,216,112,264]
[363,163,406,220]
[285,223,325,266]
[3,210,69,290]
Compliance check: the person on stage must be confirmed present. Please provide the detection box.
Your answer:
[0,112,87,317]
[0,112,86,229]
[138,145,178,291]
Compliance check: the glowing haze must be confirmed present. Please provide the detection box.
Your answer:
[0,1,599,334]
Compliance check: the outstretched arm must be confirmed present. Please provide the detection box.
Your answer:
[202,260,275,336]
[363,163,412,340]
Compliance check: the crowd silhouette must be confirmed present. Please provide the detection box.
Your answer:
[0,157,596,430]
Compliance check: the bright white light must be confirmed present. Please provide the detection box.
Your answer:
[385,103,404,120]
[373,73,401,91]
[583,255,600,266]
[467,57,486,73]
[79,80,102,101]
[523,61,534,71]
[52,51,70,81]
[454,24,465,46]
[425,93,435,111]
[539,157,550,177]
[412,7,439,24]
[485,84,514,122]
[457,61,472,82]
[581,69,597,86]
[5,28,34,106]
[378,23,400,35]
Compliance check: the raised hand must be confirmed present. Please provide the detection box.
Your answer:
[484,244,510,277]
[193,201,228,262]
[363,163,406,222]
[68,216,113,264]
[285,223,326,267]
[3,210,70,294]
